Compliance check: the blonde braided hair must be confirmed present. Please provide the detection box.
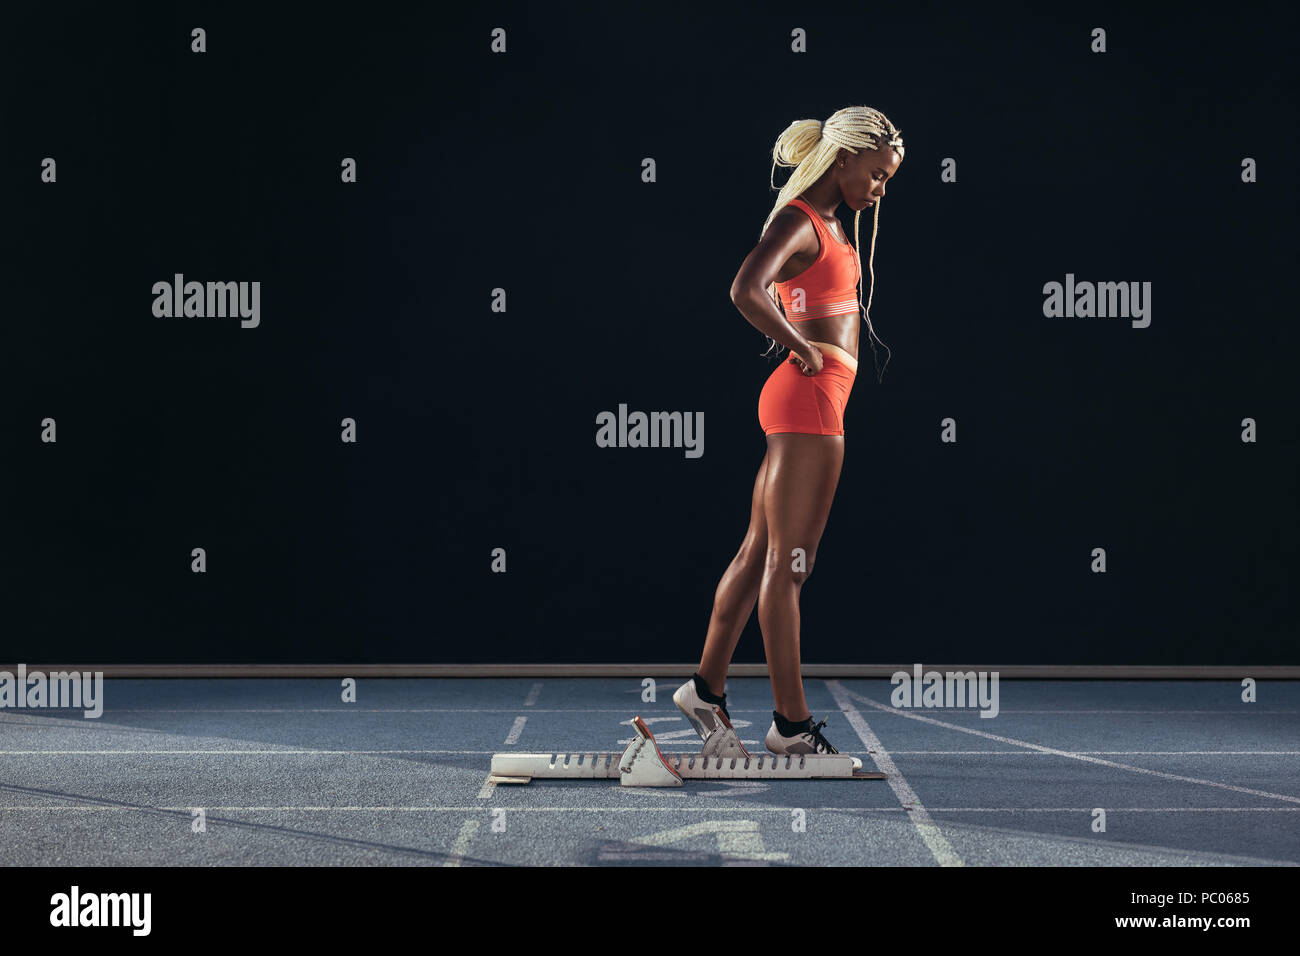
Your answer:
[759,105,904,383]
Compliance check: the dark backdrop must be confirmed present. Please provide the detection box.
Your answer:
[6,1,1296,664]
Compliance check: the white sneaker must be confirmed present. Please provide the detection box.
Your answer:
[672,677,730,741]
[765,715,863,770]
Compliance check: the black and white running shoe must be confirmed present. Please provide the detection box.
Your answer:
[672,676,729,741]
[765,715,863,770]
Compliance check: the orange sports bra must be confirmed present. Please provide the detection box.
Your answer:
[774,198,861,324]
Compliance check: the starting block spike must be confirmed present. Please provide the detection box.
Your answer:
[489,712,887,786]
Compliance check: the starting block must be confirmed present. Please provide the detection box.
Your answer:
[489,709,886,787]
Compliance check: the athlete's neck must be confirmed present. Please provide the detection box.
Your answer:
[798,189,841,221]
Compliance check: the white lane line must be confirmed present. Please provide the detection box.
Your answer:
[617,788,687,799]
[825,680,963,867]
[0,750,510,755]
[836,685,1300,805]
[887,751,1300,756]
[2,707,1292,715]
[443,818,479,867]
[523,683,543,706]
[1,806,1297,813]
[899,807,1300,812]
[953,710,1300,714]
[503,718,527,745]
[873,710,1300,715]
[1,748,1295,757]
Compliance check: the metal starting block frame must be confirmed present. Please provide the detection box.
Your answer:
[489,709,886,787]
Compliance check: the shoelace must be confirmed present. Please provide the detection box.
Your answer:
[805,716,840,754]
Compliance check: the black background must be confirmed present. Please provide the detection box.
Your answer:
[5,1,1296,664]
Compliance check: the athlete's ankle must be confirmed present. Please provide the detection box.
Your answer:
[692,672,726,703]
[773,709,813,736]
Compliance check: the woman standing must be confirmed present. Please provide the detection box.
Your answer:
[674,106,904,760]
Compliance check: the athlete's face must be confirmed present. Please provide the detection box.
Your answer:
[840,146,901,212]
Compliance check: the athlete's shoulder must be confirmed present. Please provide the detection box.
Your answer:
[770,201,817,232]
[765,202,820,254]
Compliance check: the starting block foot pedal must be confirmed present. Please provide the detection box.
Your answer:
[618,716,684,787]
[699,706,750,758]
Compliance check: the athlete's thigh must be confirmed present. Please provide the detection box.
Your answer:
[761,433,845,565]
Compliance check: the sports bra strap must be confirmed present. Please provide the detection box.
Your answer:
[787,198,835,245]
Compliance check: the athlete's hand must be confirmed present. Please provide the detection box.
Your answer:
[789,344,824,376]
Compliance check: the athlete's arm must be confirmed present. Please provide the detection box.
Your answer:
[729,208,819,363]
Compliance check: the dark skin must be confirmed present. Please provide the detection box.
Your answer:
[700,144,901,724]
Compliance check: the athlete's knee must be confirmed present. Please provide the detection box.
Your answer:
[764,545,815,586]
[736,533,767,571]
